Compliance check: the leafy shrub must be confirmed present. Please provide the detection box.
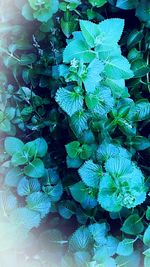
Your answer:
[0,0,150,267]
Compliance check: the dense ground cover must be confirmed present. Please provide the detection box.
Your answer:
[0,0,150,266]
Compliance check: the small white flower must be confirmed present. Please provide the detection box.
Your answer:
[70,58,79,68]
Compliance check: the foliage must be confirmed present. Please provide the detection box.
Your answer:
[0,0,150,267]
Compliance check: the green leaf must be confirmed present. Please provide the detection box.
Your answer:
[79,20,100,47]
[88,0,107,7]
[69,227,92,251]
[83,59,104,93]
[117,239,134,256]
[24,159,45,178]
[4,137,24,156]
[0,119,11,133]
[61,17,78,38]
[55,88,83,116]
[11,152,28,166]
[104,56,133,80]
[131,136,150,150]
[26,192,51,218]
[65,141,80,158]
[143,226,150,247]
[63,39,96,63]
[127,30,144,49]
[79,144,93,160]
[20,54,37,65]
[102,78,127,98]
[136,0,150,24]
[116,0,138,10]
[78,160,102,188]
[69,181,87,203]
[131,59,150,78]
[121,214,144,235]
[128,48,143,62]
[146,207,150,220]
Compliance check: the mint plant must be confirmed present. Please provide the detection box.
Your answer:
[0,1,150,267]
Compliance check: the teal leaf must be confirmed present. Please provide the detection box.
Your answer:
[98,174,121,212]
[127,30,144,49]
[17,177,41,196]
[69,110,89,136]
[79,20,100,47]
[5,168,22,187]
[69,181,87,203]
[43,182,63,202]
[69,227,92,251]
[79,144,93,160]
[11,152,28,166]
[88,223,108,244]
[105,157,133,177]
[97,143,119,162]
[65,141,80,158]
[135,100,150,121]
[136,0,150,24]
[117,239,134,256]
[88,0,107,7]
[102,78,127,98]
[63,39,96,63]
[116,251,140,267]
[146,207,150,220]
[116,0,138,10]
[33,138,48,158]
[121,214,144,235]
[55,88,83,116]
[20,54,37,65]
[4,137,24,156]
[10,207,41,230]
[104,56,134,80]
[78,160,102,188]
[74,251,91,266]
[143,226,150,247]
[98,18,125,44]
[131,59,150,78]
[58,200,76,219]
[83,59,104,93]
[26,192,51,218]
[85,87,114,115]
[24,159,45,178]
[144,256,150,267]
[66,156,83,168]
